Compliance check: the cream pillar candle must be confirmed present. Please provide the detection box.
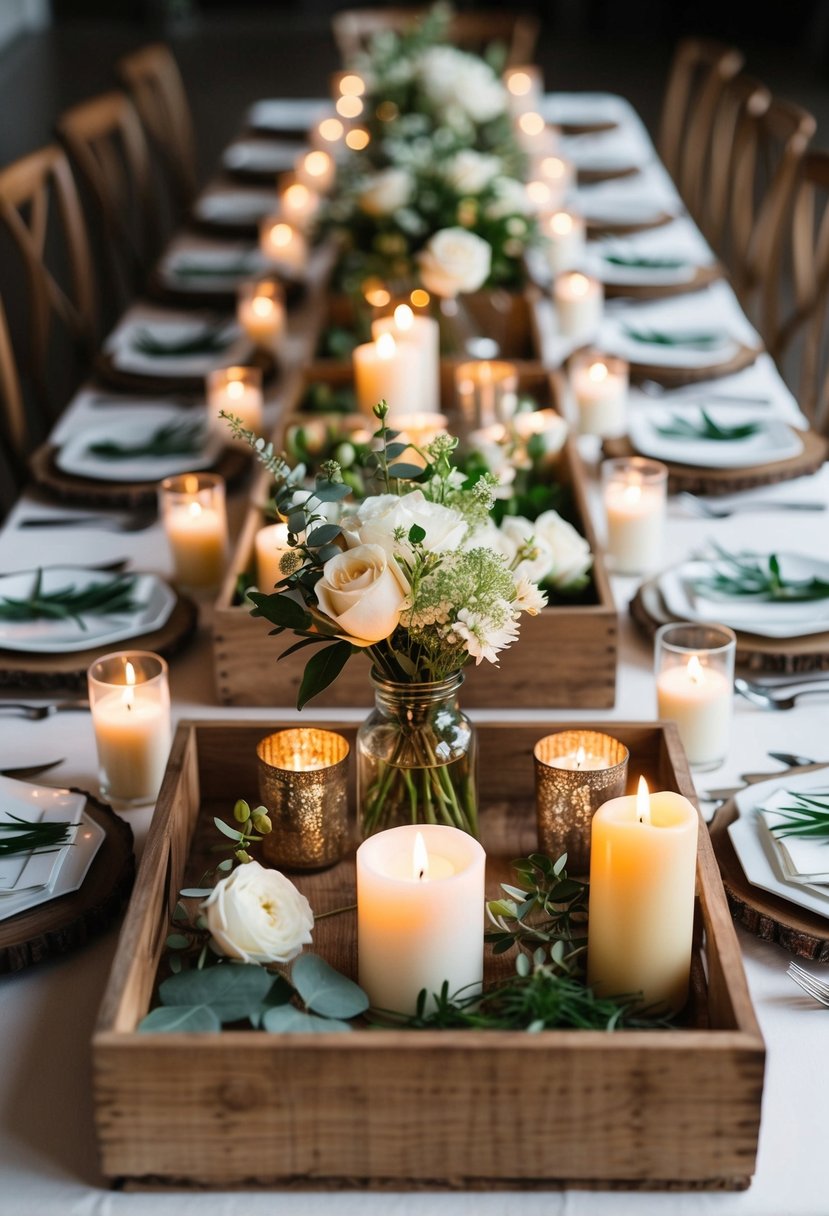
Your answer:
[352,331,422,421]
[515,110,557,156]
[255,522,292,590]
[372,304,441,413]
[207,365,264,446]
[655,624,737,770]
[543,210,586,277]
[236,278,286,352]
[454,360,519,428]
[278,177,320,230]
[601,457,667,574]
[160,473,228,589]
[553,271,604,341]
[87,651,171,805]
[294,148,335,194]
[503,65,544,115]
[259,217,308,275]
[569,350,629,437]
[357,824,486,1016]
[587,777,699,1013]
[532,155,575,210]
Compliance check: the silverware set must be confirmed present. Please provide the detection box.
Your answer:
[787,963,829,1007]
[676,492,826,518]
[735,676,829,710]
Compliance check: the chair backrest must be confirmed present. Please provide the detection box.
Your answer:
[333,7,540,67]
[116,42,198,214]
[0,143,97,450]
[658,37,745,202]
[56,90,157,317]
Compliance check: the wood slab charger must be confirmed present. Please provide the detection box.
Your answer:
[626,341,762,388]
[708,765,829,961]
[0,588,198,691]
[28,443,251,509]
[602,428,828,496]
[93,346,277,396]
[630,575,829,675]
[0,787,135,973]
[603,261,723,301]
[585,210,676,237]
[559,119,619,136]
[577,164,641,186]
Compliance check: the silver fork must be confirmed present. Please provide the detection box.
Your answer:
[17,509,156,533]
[677,492,826,518]
[788,962,829,1007]
[735,677,829,710]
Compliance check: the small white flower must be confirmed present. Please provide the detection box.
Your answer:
[202,861,314,965]
[513,575,547,616]
[453,607,520,665]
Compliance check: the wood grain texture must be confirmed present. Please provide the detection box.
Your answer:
[577,163,642,186]
[626,341,762,387]
[92,718,764,1190]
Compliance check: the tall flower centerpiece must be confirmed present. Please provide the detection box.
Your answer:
[224,405,546,839]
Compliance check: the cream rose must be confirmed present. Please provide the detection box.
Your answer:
[358,168,413,217]
[418,47,506,124]
[202,861,313,965]
[418,227,492,298]
[315,543,406,645]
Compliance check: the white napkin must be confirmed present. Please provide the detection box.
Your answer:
[193,188,278,226]
[246,98,330,132]
[105,306,251,377]
[560,126,653,171]
[222,139,304,175]
[575,163,682,224]
[757,787,829,883]
[541,92,631,128]
[158,236,267,290]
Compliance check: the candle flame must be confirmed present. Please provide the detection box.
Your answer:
[622,482,642,505]
[252,296,274,318]
[268,222,293,248]
[589,361,609,383]
[393,303,414,331]
[318,117,343,142]
[187,500,203,518]
[363,280,390,307]
[575,745,586,769]
[549,211,574,236]
[637,775,651,824]
[567,272,590,297]
[284,182,310,208]
[413,830,429,882]
[507,70,532,96]
[376,331,396,359]
[339,72,365,97]
[540,155,566,180]
[687,654,704,685]
[227,378,245,397]
[122,659,136,710]
[526,180,552,207]
[410,288,430,308]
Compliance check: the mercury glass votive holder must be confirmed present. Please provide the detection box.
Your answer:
[257,728,350,870]
[534,730,629,875]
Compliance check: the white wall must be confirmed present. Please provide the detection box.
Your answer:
[0,0,50,52]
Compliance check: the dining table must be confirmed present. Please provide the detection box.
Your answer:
[0,86,827,1216]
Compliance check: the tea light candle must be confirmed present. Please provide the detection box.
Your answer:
[278,177,320,230]
[543,210,586,277]
[503,65,544,114]
[352,331,422,421]
[553,271,604,342]
[236,278,285,352]
[601,457,667,574]
[257,728,350,869]
[295,148,335,194]
[87,651,171,806]
[159,472,228,589]
[357,824,486,1016]
[515,110,557,156]
[533,155,574,209]
[372,304,440,413]
[569,350,629,438]
[259,216,308,275]
[255,521,292,590]
[454,360,519,428]
[207,365,264,445]
[655,624,736,770]
[587,777,699,1013]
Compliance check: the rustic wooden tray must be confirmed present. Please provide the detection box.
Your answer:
[92,717,765,1191]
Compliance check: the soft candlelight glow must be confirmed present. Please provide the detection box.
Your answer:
[338,72,365,96]
[257,728,350,869]
[363,279,391,308]
[394,303,414,330]
[566,272,589,297]
[336,94,363,119]
[345,126,370,150]
[317,116,343,143]
[207,365,264,443]
[236,278,285,351]
[353,329,422,419]
[280,180,319,229]
[550,211,575,236]
[526,180,554,210]
[376,331,395,359]
[88,651,171,805]
[508,70,533,96]
[543,209,587,277]
[372,303,440,412]
[570,350,628,437]
[454,359,518,428]
[539,155,569,182]
[259,217,308,273]
[554,270,603,340]
[519,111,545,136]
[255,521,292,590]
[590,361,608,383]
[296,148,335,193]
[410,288,430,308]
[159,472,228,589]
[575,745,586,768]
[636,775,651,824]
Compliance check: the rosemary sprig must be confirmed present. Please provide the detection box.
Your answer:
[87,419,205,461]
[485,852,589,960]
[655,409,761,442]
[769,791,829,841]
[623,325,727,350]
[604,253,687,270]
[0,814,73,857]
[692,545,829,602]
[132,325,233,357]
[0,571,144,627]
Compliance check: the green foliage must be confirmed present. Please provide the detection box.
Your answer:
[0,570,144,626]
[655,410,761,442]
[297,640,354,710]
[290,954,370,1019]
[88,419,204,460]
[485,852,589,962]
[769,791,829,840]
[0,813,75,857]
[693,545,829,602]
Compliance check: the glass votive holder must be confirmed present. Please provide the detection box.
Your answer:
[601,456,667,575]
[159,472,228,591]
[553,270,604,343]
[542,209,586,277]
[258,216,308,276]
[503,64,544,114]
[236,278,285,354]
[534,730,629,875]
[206,364,264,443]
[294,147,336,194]
[655,623,737,771]
[257,728,350,870]
[87,651,171,807]
[278,175,321,230]
[454,360,519,428]
[569,349,629,438]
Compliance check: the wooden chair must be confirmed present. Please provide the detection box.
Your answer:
[658,38,745,208]
[0,144,97,454]
[56,90,158,318]
[116,43,198,215]
[0,294,29,513]
[332,7,540,67]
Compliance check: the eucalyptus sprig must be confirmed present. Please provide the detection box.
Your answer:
[88,419,205,461]
[692,545,829,602]
[0,814,74,857]
[655,410,761,442]
[768,791,829,841]
[0,571,143,627]
[485,852,589,964]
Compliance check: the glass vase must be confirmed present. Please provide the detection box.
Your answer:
[357,670,479,839]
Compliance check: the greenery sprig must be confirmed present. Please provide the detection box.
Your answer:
[0,571,144,627]
[603,253,687,270]
[655,410,761,442]
[623,326,727,350]
[485,852,589,963]
[88,419,205,461]
[0,814,74,857]
[768,791,829,841]
[132,324,233,357]
[693,545,829,602]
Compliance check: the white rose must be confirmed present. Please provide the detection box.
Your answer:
[202,861,313,965]
[418,227,491,298]
[533,510,593,589]
[419,47,506,124]
[418,46,464,109]
[347,491,468,562]
[445,149,502,195]
[315,543,407,645]
[499,515,554,584]
[357,168,413,217]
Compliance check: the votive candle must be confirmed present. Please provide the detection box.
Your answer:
[655,623,736,770]
[159,472,228,589]
[515,110,557,156]
[236,278,285,352]
[259,216,308,275]
[543,210,586,277]
[206,365,264,444]
[257,728,350,869]
[87,651,171,806]
[454,360,519,428]
[554,271,604,342]
[601,456,667,574]
[294,148,335,194]
[533,155,575,209]
[503,65,544,114]
[278,176,320,230]
[569,350,629,438]
[255,521,292,590]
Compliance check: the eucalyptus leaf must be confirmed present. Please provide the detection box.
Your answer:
[262,1006,352,1034]
[388,462,425,480]
[248,592,312,630]
[158,963,271,1023]
[311,481,351,502]
[165,933,190,950]
[213,817,244,842]
[408,523,426,544]
[297,640,353,710]
[137,1004,221,1033]
[291,953,370,1019]
[306,523,342,546]
[288,511,307,534]
[384,442,410,459]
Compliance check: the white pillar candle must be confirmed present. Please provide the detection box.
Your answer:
[352,331,422,421]
[236,279,285,352]
[542,210,586,277]
[372,304,441,413]
[357,824,486,1016]
[207,365,264,446]
[570,351,629,438]
[532,155,575,209]
[553,271,604,342]
[515,110,557,156]
[259,217,309,275]
[454,360,519,428]
[255,521,292,590]
[88,652,171,805]
[587,777,699,1013]
[160,473,228,589]
[503,65,544,115]
[278,178,320,230]
[601,458,667,575]
[655,624,736,770]
[294,148,335,194]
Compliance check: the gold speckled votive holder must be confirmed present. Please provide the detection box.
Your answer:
[257,728,350,870]
[534,730,629,875]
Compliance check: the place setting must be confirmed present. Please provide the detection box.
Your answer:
[148,234,272,307]
[220,136,309,182]
[189,185,281,238]
[582,215,723,298]
[559,124,653,185]
[575,168,682,235]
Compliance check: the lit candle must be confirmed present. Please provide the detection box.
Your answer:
[542,210,586,277]
[454,359,519,428]
[257,727,350,869]
[503,65,544,114]
[510,408,569,462]
[344,126,370,152]
[278,177,320,230]
[335,94,364,121]
[352,331,422,421]
[206,365,264,445]
[255,521,292,590]
[259,216,308,275]
[601,457,667,574]
[655,624,737,770]
[515,110,557,156]
[553,271,604,342]
[587,776,699,1013]
[372,303,441,413]
[159,472,228,589]
[87,651,171,805]
[356,824,486,1016]
[236,278,285,352]
[294,148,335,194]
[311,114,346,157]
[569,350,629,438]
[332,70,366,99]
[532,155,574,209]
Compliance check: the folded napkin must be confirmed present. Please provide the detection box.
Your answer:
[106,309,250,376]
[757,787,829,884]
